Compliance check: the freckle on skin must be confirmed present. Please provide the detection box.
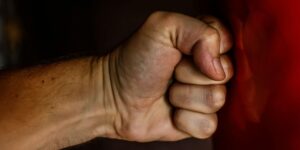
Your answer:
[41,80,45,84]
[15,94,19,98]
[51,77,56,81]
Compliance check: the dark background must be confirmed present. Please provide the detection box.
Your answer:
[8,0,223,149]
[15,0,221,66]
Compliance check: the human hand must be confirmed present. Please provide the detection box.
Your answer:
[101,11,233,142]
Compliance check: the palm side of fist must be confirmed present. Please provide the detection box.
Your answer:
[102,11,233,142]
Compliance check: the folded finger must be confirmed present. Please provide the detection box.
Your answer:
[175,55,234,85]
[169,83,226,113]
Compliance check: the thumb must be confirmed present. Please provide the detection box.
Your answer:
[192,33,225,81]
[165,13,231,80]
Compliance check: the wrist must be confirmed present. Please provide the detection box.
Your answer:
[41,56,118,149]
[86,54,120,139]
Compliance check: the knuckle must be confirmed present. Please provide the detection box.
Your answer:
[196,114,218,139]
[210,85,226,110]
[174,110,218,139]
[192,114,217,139]
[147,11,178,30]
[169,83,188,106]
[203,27,219,41]
[148,11,169,20]
[202,16,222,28]
[191,114,218,139]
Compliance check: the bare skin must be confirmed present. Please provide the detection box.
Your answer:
[0,12,233,150]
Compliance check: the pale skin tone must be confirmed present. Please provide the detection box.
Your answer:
[0,12,233,149]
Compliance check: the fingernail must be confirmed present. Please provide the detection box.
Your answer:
[213,58,225,80]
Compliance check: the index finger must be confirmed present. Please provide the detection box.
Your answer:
[198,15,233,54]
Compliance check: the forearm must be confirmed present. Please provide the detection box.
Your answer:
[0,56,115,149]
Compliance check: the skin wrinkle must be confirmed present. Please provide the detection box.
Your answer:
[170,84,223,114]
[212,85,226,109]
[107,52,130,139]
[205,86,215,111]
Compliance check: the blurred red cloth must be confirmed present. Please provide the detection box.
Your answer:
[214,0,300,149]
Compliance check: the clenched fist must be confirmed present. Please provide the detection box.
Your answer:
[0,11,233,150]
[100,11,233,141]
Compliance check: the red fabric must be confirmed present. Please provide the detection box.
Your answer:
[214,0,300,149]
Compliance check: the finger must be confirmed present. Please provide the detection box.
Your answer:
[192,27,226,81]
[173,109,217,139]
[169,83,226,113]
[175,55,233,85]
[198,15,233,53]
[147,12,227,80]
